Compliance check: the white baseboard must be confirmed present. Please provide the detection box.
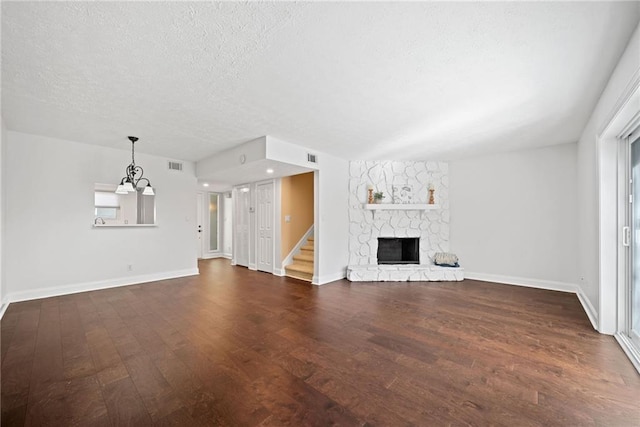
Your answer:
[614,332,640,374]
[0,302,8,319]
[201,253,230,260]
[465,272,579,293]
[282,225,314,269]
[313,269,347,286]
[249,264,257,271]
[273,268,285,276]
[577,290,599,330]
[5,268,200,304]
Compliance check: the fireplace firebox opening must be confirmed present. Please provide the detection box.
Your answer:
[377,237,419,264]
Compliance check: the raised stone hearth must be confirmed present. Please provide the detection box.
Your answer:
[347,264,464,282]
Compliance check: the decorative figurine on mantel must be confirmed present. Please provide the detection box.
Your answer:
[373,191,385,204]
[428,183,435,205]
[367,185,374,204]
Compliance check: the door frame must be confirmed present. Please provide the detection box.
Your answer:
[207,192,221,256]
[196,192,204,259]
[233,185,251,267]
[599,76,640,372]
[256,180,276,274]
[624,128,640,351]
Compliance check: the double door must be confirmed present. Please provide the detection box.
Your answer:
[234,181,274,273]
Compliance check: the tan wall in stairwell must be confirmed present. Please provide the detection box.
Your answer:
[281,172,314,259]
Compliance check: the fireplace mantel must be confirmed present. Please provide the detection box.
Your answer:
[363,203,440,218]
[362,203,439,210]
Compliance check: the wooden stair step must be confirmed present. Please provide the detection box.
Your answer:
[285,262,313,282]
[293,253,314,263]
[286,234,314,282]
[291,260,313,269]
[285,270,313,282]
[285,263,314,274]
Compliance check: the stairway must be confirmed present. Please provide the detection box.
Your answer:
[285,236,314,282]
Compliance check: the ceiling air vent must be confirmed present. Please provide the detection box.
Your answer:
[307,153,317,164]
[168,161,183,171]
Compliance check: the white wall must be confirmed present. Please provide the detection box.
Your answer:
[197,137,267,179]
[0,118,5,309]
[315,154,350,284]
[577,22,640,331]
[266,136,320,170]
[450,143,578,289]
[4,131,198,302]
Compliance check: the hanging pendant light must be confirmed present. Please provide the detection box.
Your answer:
[142,183,155,196]
[115,179,129,194]
[116,136,154,195]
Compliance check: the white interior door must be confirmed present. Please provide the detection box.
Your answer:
[235,188,250,267]
[257,182,274,273]
[196,193,203,259]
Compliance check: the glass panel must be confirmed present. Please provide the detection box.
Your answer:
[209,193,219,251]
[95,191,120,207]
[95,207,118,220]
[632,137,640,346]
[93,183,156,225]
[136,190,156,224]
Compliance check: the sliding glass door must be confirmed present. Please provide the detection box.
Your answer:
[628,131,640,350]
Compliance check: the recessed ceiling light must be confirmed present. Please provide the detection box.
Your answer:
[266,168,274,174]
[203,183,209,187]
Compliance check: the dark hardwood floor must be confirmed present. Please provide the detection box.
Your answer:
[2,259,639,426]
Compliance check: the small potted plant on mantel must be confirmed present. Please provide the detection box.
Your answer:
[373,191,385,204]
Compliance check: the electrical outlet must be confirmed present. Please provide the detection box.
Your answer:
[127,264,133,271]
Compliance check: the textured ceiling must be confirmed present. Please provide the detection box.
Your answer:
[2,2,639,162]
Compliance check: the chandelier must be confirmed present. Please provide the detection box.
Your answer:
[115,136,155,195]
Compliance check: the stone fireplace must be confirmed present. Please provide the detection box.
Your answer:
[346,160,463,282]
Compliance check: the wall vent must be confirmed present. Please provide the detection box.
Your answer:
[168,161,183,171]
[307,153,317,163]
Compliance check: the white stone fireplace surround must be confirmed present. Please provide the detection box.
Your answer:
[347,161,463,282]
